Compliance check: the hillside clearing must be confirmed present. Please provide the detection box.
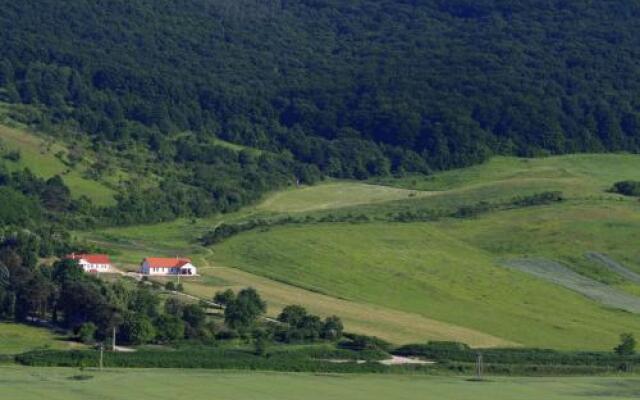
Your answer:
[257,182,433,212]
[0,124,116,205]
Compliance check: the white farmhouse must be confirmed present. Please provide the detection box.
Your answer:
[66,253,113,273]
[139,257,197,276]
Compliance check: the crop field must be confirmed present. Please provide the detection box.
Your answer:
[0,123,116,205]
[83,154,640,350]
[1,367,639,400]
[0,323,82,355]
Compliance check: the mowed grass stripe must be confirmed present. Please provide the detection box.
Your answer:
[504,259,640,314]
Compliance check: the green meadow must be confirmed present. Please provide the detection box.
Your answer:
[81,154,640,350]
[1,366,639,400]
[0,323,83,355]
[257,181,431,212]
[211,222,640,350]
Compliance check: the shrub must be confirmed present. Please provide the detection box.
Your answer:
[341,334,391,352]
[611,181,640,197]
[76,322,97,344]
[614,333,636,356]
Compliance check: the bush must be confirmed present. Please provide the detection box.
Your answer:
[120,314,156,345]
[2,150,20,161]
[76,322,97,344]
[611,181,640,197]
[341,334,391,352]
[614,333,636,356]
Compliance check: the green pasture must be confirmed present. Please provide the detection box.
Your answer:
[1,366,638,400]
[211,222,640,350]
[82,154,640,349]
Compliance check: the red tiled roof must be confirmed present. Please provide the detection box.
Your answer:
[66,253,112,265]
[144,257,192,269]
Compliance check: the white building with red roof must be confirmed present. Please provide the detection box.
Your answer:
[66,253,113,273]
[139,257,197,276]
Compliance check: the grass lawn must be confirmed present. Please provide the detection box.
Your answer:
[0,323,82,355]
[1,366,639,400]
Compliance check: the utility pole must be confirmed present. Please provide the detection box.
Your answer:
[99,343,104,371]
[112,327,116,351]
[475,352,484,381]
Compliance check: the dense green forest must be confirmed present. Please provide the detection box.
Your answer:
[1,0,640,223]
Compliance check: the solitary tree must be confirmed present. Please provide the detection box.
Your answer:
[614,333,636,356]
[224,288,266,330]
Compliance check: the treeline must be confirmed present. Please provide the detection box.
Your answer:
[2,0,640,186]
[16,347,394,373]
[201,191,564,245]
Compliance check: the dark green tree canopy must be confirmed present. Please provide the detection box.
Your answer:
[2,0,640,178]
[224,288,267,330]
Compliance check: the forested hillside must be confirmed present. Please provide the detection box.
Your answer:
[1,0,640,220]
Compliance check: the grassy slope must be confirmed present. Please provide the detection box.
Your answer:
[0,124,116,205]
[258,182,431,212]
[0,323,83,355]
[83,154,640,349]
[371,154,640,194]
[81,220,508,347]
[2,367,639,400]
[212,223,640,350]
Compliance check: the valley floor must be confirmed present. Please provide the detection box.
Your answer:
[2,366,639,400]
